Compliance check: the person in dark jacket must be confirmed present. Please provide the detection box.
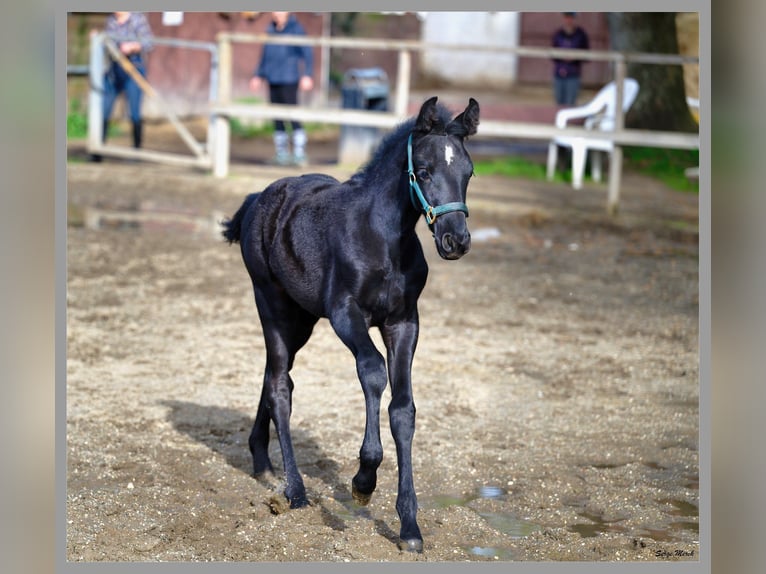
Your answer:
[551,12,589,106]
[249,12,314,165]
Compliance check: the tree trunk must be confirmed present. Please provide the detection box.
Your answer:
[606,13,698,132]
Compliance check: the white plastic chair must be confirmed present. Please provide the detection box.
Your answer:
[546,78,640,189]
[684,96,700,180]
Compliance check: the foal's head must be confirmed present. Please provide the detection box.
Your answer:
[409,97,480,260]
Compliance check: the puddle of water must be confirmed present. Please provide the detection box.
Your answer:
[420,485,541,545]
[478,511,541,538]
[329,491,371,523]
[671,521,699,534]
[641,528,679,542]
[591,462,625,469]
[661,499,698,518]
[466,545,515,560]
[420,485,507,510]
[477,485,507,499]
[423,493,475,509]
[73,204,219,236]
[568,511,627,538]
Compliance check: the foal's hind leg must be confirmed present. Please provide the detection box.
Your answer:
[249,376,275,476]
[250,288,317,507]
[329,302,387,505]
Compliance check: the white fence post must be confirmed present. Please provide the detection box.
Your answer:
[213,34,232,178]
[395,49,411,118]
[87,32,105,154]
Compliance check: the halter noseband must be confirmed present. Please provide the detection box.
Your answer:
[407,133,469,228]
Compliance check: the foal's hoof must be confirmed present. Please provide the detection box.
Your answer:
[351,484,372,506]
[268,493,309,514]
[268,494,291,515]
[397,538,424,553]
[289,495,310,509]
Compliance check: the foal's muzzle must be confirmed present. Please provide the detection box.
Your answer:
[436,228,471,260]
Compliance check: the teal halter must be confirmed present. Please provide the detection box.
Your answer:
[407,134,469,228]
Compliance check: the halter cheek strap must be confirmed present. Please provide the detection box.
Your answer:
[407,134,469,228]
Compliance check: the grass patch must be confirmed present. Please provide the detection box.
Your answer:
[623,146,699,192]
[67,110,88,139]
[473,156,569,183]
[67,98,88,139]
[67,98,123,141]
[473,146,699,193]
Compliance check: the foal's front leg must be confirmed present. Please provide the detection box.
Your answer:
[381,317,423,552]
[329,302,387,505]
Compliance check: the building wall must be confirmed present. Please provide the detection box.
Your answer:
[516,12,611,87]
[68,12,630,122]
[420,12,521,90]
[142,12,326,117]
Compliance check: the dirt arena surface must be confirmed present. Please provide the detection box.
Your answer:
[66,131,700,562]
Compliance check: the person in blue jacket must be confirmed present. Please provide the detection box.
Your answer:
[551,12,589,106]
[250,12,315,165]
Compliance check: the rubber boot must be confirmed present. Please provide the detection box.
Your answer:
[292,128,308,166]
[273,131,291,165]
[132,120,143,149]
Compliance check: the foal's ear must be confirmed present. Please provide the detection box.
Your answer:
[414,96,440,133]
[449,97,481,137]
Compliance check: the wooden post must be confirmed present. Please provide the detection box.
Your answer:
[213,34,232,178]
[87,32,105,153]
[319,13,331,109]
[207,43,220,157]
[395,49,411,118]
[607,57,627,216]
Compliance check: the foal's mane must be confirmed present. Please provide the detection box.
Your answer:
[350,102,460,185]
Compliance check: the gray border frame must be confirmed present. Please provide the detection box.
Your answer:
[57,2,710,573]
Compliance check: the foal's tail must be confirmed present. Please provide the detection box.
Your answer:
[221,193,259,244]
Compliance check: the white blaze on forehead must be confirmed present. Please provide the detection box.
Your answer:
[445,144,454,165]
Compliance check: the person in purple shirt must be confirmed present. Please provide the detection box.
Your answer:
[249,12,315,166]
[551,12,589,106]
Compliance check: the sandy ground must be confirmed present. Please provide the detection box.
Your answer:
[66,128,700,562]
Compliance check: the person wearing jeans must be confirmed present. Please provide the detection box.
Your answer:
[101,12,154,154]
[551,12,589,106]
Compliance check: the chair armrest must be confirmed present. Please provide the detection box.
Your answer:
[584,114,614,131]
[555,101,607,128]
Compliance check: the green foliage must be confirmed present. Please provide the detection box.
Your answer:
[67,98,88,139]
[623,146,699,192]
[229,117,273,139]
[229,96,272,138]
[67,110,89,139]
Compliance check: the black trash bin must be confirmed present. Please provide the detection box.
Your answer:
[338,67,389,165]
